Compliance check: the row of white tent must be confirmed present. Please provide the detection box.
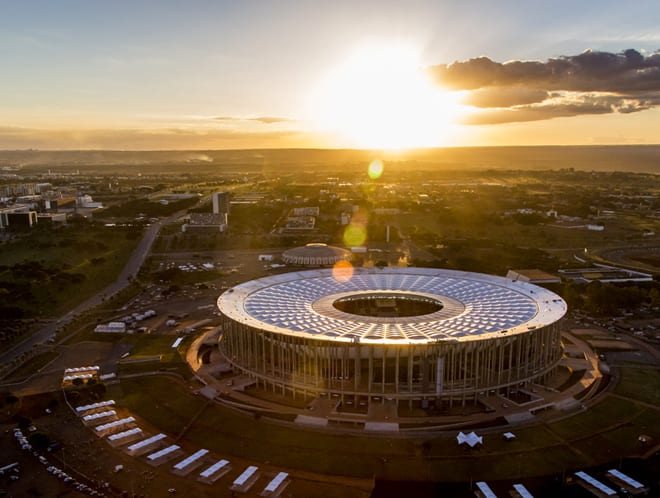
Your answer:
[574,469,648,497]
[64,366,100,374]
[475,468,648,498]
[75,398,291,496]
[62,365,101,385]
[475,481,533,498]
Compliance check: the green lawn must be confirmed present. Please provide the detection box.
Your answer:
[0,224,140,318]
[2,350,59,381]
[97,296,660,482]
[550,396,644,439]
[109,376,660,482]
[615,366,660,406]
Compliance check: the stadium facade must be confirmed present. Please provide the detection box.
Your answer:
[217,267,566,407]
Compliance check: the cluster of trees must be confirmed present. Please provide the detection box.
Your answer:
[0,319,28,346]
[562,280,660,315]
[0,260,86,321]
[415,240,561,276]
[0,393,20,412]
[66,381,107,401]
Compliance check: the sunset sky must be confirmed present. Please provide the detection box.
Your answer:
[1,0,659,150]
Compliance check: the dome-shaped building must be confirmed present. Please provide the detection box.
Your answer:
[282,243,351,267]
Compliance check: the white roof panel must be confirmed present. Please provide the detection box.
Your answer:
[199,459,229,478]
[146,444,180,461]
[127,433,166,451]
[173,449,208,470]
[476,481,498,498]
[264,472,288,492]
[233,465,258,486]
[606,469,644,489]
[512,483,534,498]
[575,471,617,496]
[218,268,566,344]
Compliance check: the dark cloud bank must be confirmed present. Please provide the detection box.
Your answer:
[430,49,660,124]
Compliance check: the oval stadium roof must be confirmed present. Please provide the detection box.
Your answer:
[217,267,567,344]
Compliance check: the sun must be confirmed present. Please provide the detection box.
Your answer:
[311,43,465,149]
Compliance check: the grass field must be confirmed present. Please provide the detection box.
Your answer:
[615,366,660,406]
[550,396,645,439]
[2,350,59,381]
[109,374,660,482]
[0,224,139,317]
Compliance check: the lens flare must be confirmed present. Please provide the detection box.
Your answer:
[344,223,367,247]
[332,260,354,283]
[368,159,384,179]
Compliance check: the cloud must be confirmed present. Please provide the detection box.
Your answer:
[213,115,292,124]
[463,92,660,125]
[462,87,549,108]
[0,125,304,150]
[430,49,660,124]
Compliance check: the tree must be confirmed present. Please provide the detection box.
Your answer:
[89,383,107,398]
[28,432,51,451]
[561,281,584,309]
[16,416,32,430]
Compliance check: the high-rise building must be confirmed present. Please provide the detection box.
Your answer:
[212,191,230,215]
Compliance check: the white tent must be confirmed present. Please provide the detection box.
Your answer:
[456,431,483,447]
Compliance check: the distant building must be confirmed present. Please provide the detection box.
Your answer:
[37,213,67,225]
[35,182,53,193]
[183,213,227,232]
[282,215,315,232]
[2,210,38,228]
[0,206,35,228]
[212,191,230,214]
[506,269,561,285]
[44,196,76,211]
[559,264,653,283]
[282,243,351,267]
[14,195,41,209]
[95,322,127,333]
[77,194,103,208]
[230,191,266,205]
[373,208,401,215]
[292,206,319,217]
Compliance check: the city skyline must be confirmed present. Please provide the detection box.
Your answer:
[2,0,660,150]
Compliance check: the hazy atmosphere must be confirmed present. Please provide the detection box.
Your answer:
[2,0,660,150]
[1,3,659,498]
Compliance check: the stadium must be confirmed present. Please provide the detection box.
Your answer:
[217,267,566,409]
